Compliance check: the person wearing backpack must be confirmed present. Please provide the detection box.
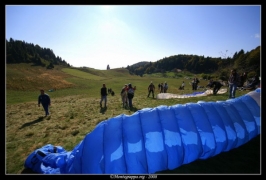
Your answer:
[127,83,136,108]
[121,84,128,108]
[147,82,155,98]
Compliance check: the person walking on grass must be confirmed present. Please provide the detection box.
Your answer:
[100,83,108,107]
[147,82,155,98]
[38,89,51,116]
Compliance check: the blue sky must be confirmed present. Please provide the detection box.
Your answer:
[6,5,261,70]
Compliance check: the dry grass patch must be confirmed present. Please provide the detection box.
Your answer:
[6,64,75,91]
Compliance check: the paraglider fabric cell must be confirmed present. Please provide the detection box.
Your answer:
[24,88,261,174]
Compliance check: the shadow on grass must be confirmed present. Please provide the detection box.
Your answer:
[123,105,139,112]
[100,106,107,114]
[99,105,139,114]
[129,106,139,112]
[19,116,45,129]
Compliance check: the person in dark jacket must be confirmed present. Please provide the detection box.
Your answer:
[127,83,136,108]
[192,77,200,90]
[147,82,155,98]
[228,69,239,99]
[163,82,168,93]
[121,84,128,108]
[239,72,248,87]
[38,89,51,116]
[160,83,164,93]
[100,83,108,107]
[206,80,223,95]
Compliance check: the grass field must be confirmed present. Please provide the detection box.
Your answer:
[6,64,260,174]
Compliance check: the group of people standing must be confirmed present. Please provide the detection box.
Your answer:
[227,69,260,98]
[100,83,137,109]
[158,82,168,93]
[37,69,259,116]
[147,81,171,98]
[148,81,171,99]
[192,77,200,90]
[120,83,137,108]
[99,83,136,109]
[206,69,242,97]
[207,69,260,98]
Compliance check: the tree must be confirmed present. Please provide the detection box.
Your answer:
[47,62,54,69]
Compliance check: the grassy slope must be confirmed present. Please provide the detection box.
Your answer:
[6,64,260,174]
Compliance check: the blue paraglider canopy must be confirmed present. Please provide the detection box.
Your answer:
[24,88,261,174]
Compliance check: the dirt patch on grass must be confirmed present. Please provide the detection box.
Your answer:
[6,64,75,91]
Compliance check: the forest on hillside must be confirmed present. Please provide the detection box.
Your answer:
[6,38,260,80]
[126,47,260,79]
[6,38,70,68]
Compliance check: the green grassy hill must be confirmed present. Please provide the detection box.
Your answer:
[6,63,260,174]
